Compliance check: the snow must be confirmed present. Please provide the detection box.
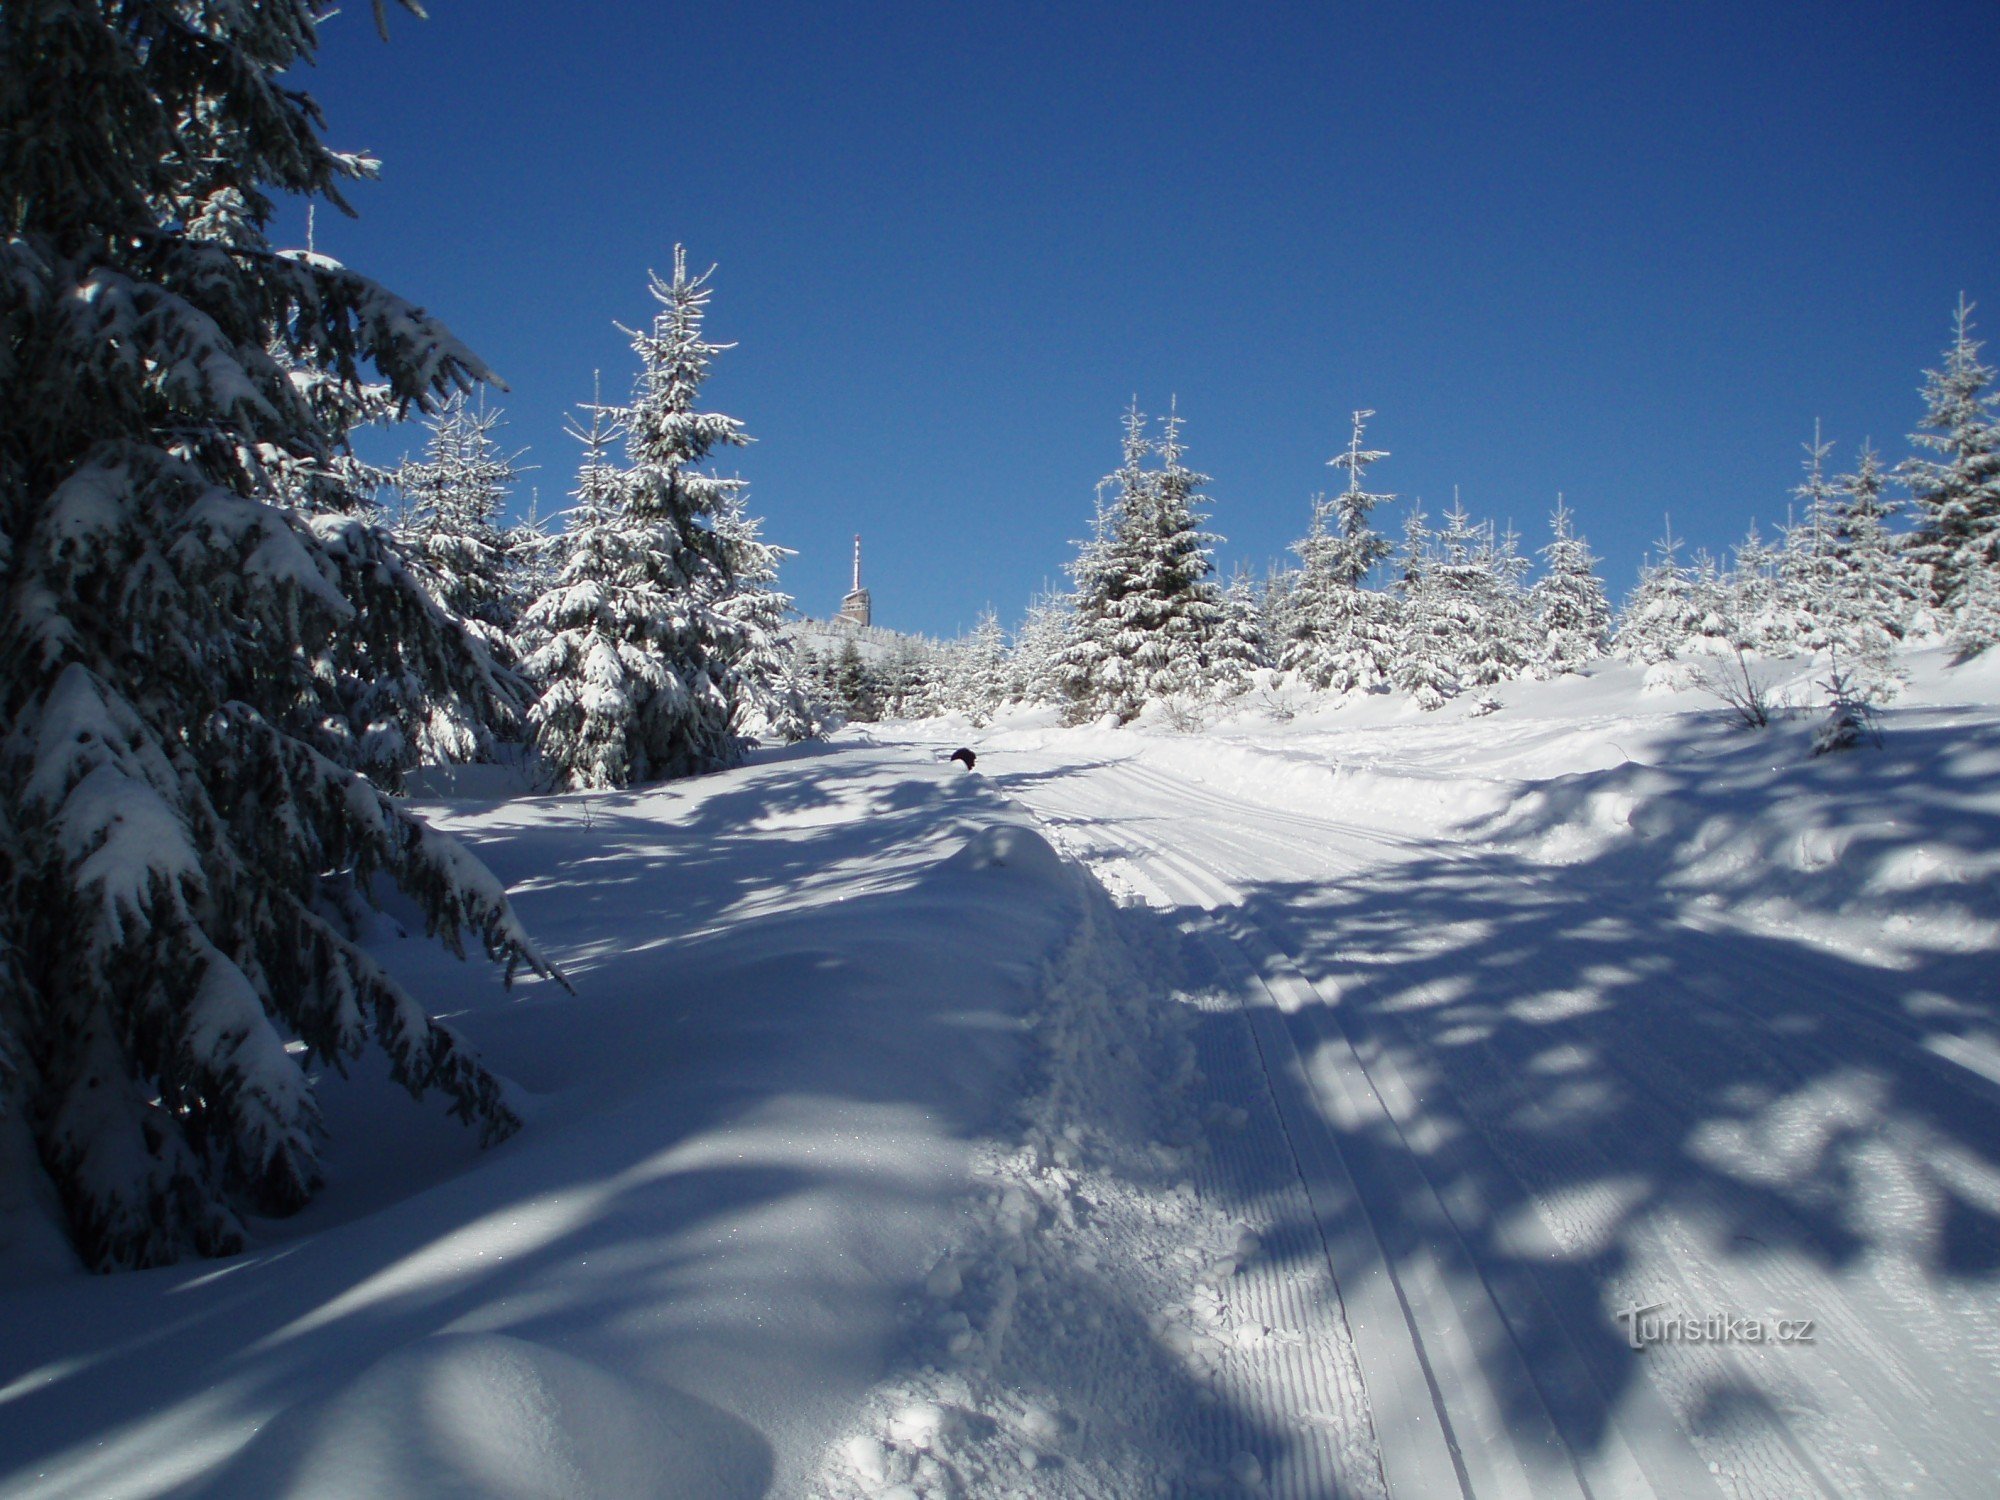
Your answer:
[5,647,2000,1497]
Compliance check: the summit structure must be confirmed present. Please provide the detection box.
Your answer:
[838,533,873,626]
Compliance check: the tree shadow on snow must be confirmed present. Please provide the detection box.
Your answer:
[1096,765,2000,1490]
[0,745,1260,1499]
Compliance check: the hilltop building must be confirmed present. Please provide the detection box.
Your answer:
[836,534,872,627]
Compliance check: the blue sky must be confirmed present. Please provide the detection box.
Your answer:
[287,1,1999,639]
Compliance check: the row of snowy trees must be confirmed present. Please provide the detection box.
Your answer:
[1617,305,2000,675]
[894,299,1999,728]
[1001,404,1613,722]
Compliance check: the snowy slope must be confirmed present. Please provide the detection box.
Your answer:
[0,744,1202,1498]
[5,650,1999,1500]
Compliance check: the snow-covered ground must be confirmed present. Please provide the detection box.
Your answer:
[4,649,1999,1498]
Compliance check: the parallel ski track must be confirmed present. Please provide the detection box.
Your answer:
[998,750,2000,1499]
[1029,773,1695,1500]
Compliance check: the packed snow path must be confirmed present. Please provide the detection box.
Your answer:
[928,719,2000,1500]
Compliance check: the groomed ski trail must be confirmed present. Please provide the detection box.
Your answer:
[979,747,2000,1500]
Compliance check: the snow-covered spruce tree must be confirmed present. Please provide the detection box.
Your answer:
[1124,405,1226,707]
[526,252,766,787]
[1680,549,1735,658]
[391,391,529,659]
[1902,297,2000,611]
[1473,520,1537,687]
[1056,403,1226,720]
[1390,507,1458,710]
[1009,589,1072,707]
[609,249,763,771]
[509,489,557,593]
[1780,423,1848,656]
[1212,567,1270,688]
[520,394,653,788]
[946,609,1010,725]
[1054,416,1145,721]
[1529,498,1610,675]
[828,637,881,722]
[1417,498,1517,704]
[1281,409,1397,693]
[1727,521,1794,657]
[263,250,520,788]
[1823,442,1912,663]
[708,494,816,744]
[1613,522,1704,669]
[878,636,941,720]
[1259,563,1305,668]
[0,0,557,1269]
[789,643,835,723]
[1949,560,2000,658]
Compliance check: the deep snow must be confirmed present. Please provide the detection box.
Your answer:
[3,648,1999,1498]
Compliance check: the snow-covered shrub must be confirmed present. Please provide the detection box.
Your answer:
[1689,646,1782,729]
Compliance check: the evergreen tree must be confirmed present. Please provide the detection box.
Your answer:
[1056,404,1223,720]
[946,610,1010,725]
[1390,507,1458,710]
[1781,423,1847,654]
[383,390,532,762]
[1126,402,1226,700]
[879,636,942,719]
[1472,519,1537,686]
[1009,590,1073,708]
[1824,442,1911,662]
[1281,409,1397,692]
[1902,297,2000,610]
[1055,479,1125,722]
[0,0,555,1269]
[521,393,657,789]
[1423,498,1514,696]
[1948,561,2000,659]
[1727,521,1793,656]
[1212,568,1270,688]
[1685,549,1738,657]
[392,391,529,657]
[266,279,516,787]
[525,252,767,786]
[828,638,881,722]
[506,489,560,644]
[607,248,760,773]
[791,643,834,720]
[708,493,815,744]
[1614,521,1703,667]
[1529,498,1610,675]
[1259,564,1305,671]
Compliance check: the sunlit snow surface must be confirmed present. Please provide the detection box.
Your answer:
[2,647,1998,1498]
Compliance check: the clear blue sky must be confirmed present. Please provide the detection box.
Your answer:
[284,0,1999,639]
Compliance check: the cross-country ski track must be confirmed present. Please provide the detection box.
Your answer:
[947,724,2000,1500]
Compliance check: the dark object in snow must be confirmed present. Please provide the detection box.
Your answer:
[949,748,977,770]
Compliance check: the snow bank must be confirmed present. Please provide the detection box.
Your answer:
[222,1334,767,1500]
[939,822,1068,884]
[0,743,1095,1499]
